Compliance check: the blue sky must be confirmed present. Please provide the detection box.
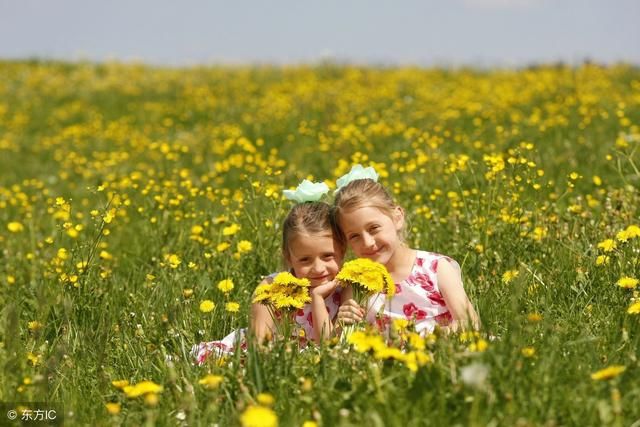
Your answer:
[1,0,638,66]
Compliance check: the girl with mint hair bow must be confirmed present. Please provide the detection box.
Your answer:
[192,179,349,365]
[333,165,480,335]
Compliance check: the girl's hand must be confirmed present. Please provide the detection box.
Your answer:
[337,299,365,325]
[310,279,339,300]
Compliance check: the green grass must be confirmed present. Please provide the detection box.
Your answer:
[0,60,639,426]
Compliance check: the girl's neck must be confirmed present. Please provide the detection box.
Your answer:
[386,245,416,282]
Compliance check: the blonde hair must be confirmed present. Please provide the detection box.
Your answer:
[333,179,407,241]
[282,202,345,264]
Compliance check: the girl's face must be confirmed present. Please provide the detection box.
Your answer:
[339,205,404,266]
[287,232,343,287]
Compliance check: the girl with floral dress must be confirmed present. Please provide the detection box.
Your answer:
[192,180,347,365]
[332,165,480,335]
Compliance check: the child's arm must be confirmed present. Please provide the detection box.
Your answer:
[249,279,276,343]
[437,260,480,331]
[309,280,340,343]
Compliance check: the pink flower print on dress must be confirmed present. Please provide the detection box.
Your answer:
[376,314,391,332]
[428,291,446,307]
[411,272,435,292]
[430,258,438,273]
[403,302,427,321]
[307,311,314,328]
[435,311,453,326]
[296,308,305,318]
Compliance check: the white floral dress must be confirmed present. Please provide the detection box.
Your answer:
[191,272,342,365]
[365,251,460,335]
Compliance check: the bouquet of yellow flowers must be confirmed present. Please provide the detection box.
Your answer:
[336,258,395,341]
[252,272,311,310]
[336,258,395,305]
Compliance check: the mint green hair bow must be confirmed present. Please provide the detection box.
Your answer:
[335,164,379,192]
[282,179,330,203]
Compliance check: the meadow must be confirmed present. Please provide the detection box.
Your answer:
[0,60,639,426]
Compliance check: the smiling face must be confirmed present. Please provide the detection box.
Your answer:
[338,205,404,266]
[286,232,343,287]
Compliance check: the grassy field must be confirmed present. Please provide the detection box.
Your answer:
[0,60,639,426]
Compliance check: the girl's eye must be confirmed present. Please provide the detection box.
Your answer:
[299,258,310,263]
[322,254,334,260]
[348,234,360,241]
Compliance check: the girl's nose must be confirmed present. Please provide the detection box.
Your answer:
[310,259,323,273]
[362,232,375,248]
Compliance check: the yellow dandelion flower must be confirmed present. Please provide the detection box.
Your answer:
[392,318,409,331]
[123,380,163,398]
[501,269,519,284]
[237,240,253,254]
[336,258,395,303]
[527,313,542,322]
[191,225,204,235]
[217,279,234,293]
[597,239,616,252]
[226,302,240,313]
[111,380,129,389]
[105,402,121,415]
[240,405,278,427]
[252,272,311,310]
[222,223,240,236]
[347,330,385,353]
[199,300,216,313]
[198,374,224,389]
[217,242,231,252]
[28,321,43,331]
[627,301,640,314]
[521,347,536,357]
[595,255,609,266]
[144,393,159,406]
[182,288,194,298]
[469,339,488,353]
[256,393,275,406]
[7,222,24,233]
[590,365,626,381]
[302,422,318,427]
[616,277,638,289]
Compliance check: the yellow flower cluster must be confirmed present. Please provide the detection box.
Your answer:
[348,330,431,372]
[252,272,311,310]
[336,258,395,297]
